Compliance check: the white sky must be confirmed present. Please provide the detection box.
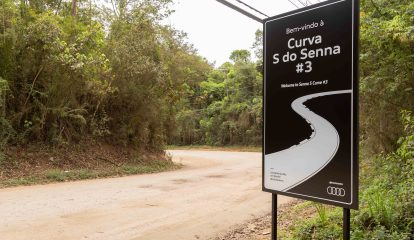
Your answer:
[165,0,305,66]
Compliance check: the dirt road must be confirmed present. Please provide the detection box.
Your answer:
[0,150,290,240]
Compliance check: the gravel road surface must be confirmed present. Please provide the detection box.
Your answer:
[0,150,290,240]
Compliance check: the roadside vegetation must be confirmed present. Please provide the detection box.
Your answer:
[0,0,263,185]
[0,0,209,183]
[1,143,180,188]
[0,0,412,238]
[169,43,263,146]
[2,160,179,188]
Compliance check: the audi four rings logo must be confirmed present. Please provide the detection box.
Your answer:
[327,187,346,197]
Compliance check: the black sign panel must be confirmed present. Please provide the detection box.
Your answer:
[263,0,359,209]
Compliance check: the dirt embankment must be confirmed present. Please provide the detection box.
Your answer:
[1,142,175,187]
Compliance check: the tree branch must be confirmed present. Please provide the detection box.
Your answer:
[24,65,43,107]
[370,0,383,16]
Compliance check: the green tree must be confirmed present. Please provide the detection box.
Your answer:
[360,0,414,153]
[0,0,212,153]
[171,49,262,146]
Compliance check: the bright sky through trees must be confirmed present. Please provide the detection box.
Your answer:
[166,0,298,65]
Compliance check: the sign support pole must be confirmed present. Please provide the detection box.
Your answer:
[216,0,263,24]
[271,194,277,240]
[343,208,350,240]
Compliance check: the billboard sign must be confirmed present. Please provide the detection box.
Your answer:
[263,0,359,209]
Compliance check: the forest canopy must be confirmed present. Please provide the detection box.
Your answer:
[0,0,212,152]
[0,0,413,156]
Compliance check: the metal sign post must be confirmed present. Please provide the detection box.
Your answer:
[343,208,351,240]
[272,194,277,240]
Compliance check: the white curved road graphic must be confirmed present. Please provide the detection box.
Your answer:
[265,90,352,191]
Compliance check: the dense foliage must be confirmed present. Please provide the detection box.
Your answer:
[355,1,414,235]
[359,0,414,153]
[0,0,211,154]
[169,49,262,146]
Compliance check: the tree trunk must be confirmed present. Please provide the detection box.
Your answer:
[71,0,77,16]
[0,91,5,118]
